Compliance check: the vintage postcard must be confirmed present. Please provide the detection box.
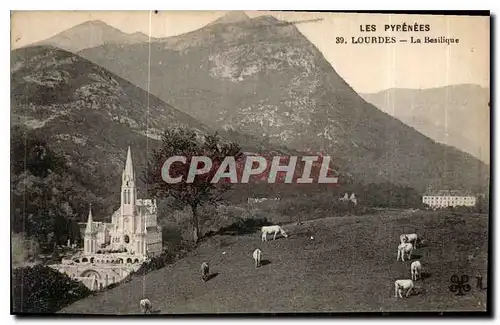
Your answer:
[10,10,490,315]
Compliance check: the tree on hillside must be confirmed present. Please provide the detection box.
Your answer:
[11,125,66,177]
[475,193,490,214]
[360,182,423,209]
[12,265,91,313]
[10,126,104,253]
[143,128,243,243]
[11,171,76,252]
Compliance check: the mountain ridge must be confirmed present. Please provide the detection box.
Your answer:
[17,16,490,193]
[208,11,252,26]
[28,20,158,53]
[75,16,488,193]
[360,84,490,164]
[11,45,349,219]
[11,45,203,206]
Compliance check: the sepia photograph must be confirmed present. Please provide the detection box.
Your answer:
[10,9,491,315]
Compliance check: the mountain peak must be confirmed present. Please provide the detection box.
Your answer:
[210,11,251,25]
[75,17,489,193]
[129,31,147,37]
[74,20,117,30]
[31,19,150,53]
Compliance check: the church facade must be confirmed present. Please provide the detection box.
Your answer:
[51,146,163,291]
[83,146,163,257]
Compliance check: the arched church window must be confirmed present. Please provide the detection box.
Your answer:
[124,235,130,243]
[123,191,126,205]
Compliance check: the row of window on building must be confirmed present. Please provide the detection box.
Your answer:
[422,195,476,208]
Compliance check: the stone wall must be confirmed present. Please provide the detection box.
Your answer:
[50,260,142,291]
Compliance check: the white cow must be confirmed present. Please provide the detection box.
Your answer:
[349,193,357,205]
[411,261,422,281]
[394,279,414,298]
[261,225,288,242]
[400,233,419,249]
[397,243,414,262]
[253,248,262,268]
[201,261,209,282]
[139,298,152,314]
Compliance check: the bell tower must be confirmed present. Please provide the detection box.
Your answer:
[84,204,97,255]
[121,146,136,234]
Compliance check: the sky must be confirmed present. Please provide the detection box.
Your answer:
[10,11,490,94]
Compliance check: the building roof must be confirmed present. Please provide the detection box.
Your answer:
[85,205,95,234]
[123,146,135,180]
[424,190,474,197]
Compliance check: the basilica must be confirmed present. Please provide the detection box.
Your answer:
[83,146,163,257]
[51,146,163,291]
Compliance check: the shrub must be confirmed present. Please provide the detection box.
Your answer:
[159,220,184,252]
[204,216,271,237]
[12,265,91,314]
[132,249,191,276]
[268,193,366,222]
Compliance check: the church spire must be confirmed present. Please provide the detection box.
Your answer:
[123,146,134,180]
[85,203,94,234]
[121,146,137,218]
[84,203,96,255]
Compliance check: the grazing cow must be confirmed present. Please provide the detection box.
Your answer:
[139,298,152,314]
[349,193,357,205]
[397,243,414,262]
[253,248,262,268]
[261,225,288,242]
[201,262,209,282]
[400,233,419,249]
[394,279,414,298]
[411,261,422,281]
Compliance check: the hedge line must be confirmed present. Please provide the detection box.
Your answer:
[12,265,91,314]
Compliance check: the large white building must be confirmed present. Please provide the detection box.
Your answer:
[51,146,163,291]
[422,190,476,209]
[84,146,163,256]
